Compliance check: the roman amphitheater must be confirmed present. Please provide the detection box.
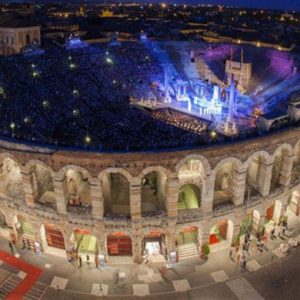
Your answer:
[0,126,299,263]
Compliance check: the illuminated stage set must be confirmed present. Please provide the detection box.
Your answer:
[133,39,300,137]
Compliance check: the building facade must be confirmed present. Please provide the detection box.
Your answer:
[0,25,40,56]
[0,127,299,263]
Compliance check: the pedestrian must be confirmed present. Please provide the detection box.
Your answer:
[229,247,233,259]
[242,254,247,268]
[78,255,82,268]
[270,228,276,239]
[95,255,99,268]
[236,253,240,264]
[86,254,90,265]
[8,241,14,254]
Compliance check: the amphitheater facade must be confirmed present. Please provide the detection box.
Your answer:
[0,127,300,263]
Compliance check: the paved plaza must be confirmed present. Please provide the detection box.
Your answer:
[0,218,299,299]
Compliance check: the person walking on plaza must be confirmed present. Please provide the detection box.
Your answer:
[229,247,233,260]
[8,241,14,254]
[78,255,82,268]
[86,254,90,265]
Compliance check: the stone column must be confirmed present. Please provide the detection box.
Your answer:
[202,174,214,215]
[53,175,67,215]
[20,169,37,208]
[280,154,295,187]
[258,161,273,196]
[231,168,247,206]
[132,222,143,263]
[166,173,179,218]
[166,230,176,253]
[130,178,141,220]
[89,178,103,219]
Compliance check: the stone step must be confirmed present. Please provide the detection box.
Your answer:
[0,275,22,296]
[178,243,199,259]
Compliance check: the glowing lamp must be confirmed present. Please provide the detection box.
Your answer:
[85,135,91,144]
[10,122,15,129]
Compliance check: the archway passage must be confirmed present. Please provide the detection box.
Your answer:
[66,169,92,207]
[178,184,201,210]
[15,215,37,250]
[141,171,166,216]
[143,231,166,263]
[73,229,97,256]
[103,173,130,217]
[213,162,235,208]
[264,200,282,232]
[176,226,199,260]
[31,164,55,206]
[245,156,262,197]
[43,224,65,250]
[0,158,24,201]
[270,149,286,192]
[209,220,233,251]
[107,232,132,256]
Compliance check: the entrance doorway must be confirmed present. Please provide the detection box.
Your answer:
[15,215,37,250]
[107,232,132,256]
[143,231,166,263]
[176,226,199,260]
[209,220,233,251]
[43,224,65,249]
[73,229,98,260]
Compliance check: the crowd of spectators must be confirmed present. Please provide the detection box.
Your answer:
[0,42,205,151]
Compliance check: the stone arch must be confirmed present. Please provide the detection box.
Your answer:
[56,166,93,214]
[25,160,55,205]
[176,155,209,205]
[138,167,168,216]
[0,155,25,202]
[56,165,92,181]
[212,157,245,209]
[175,154,211,175]
[99,168,132,217]
[271,144,294,191]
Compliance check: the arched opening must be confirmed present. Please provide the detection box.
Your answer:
[141,171,166,216]
[209,219,233,250]
[270,149,285,192]
[245,155,264,197]
[14,215,37,251]
[25,34,31,45]
[41,224,65,251]
[30,164,55,207]
[71,229,98,260]
[0,158,24,202]
[264,200,282,232]
[176,226,200,260]
[178,159,205,212]
[178,184,201,210]
[102,173,130,217]
[65,169,92,214]
[213,162,235,210]
[107,232,132,256]
[142,230,167,263]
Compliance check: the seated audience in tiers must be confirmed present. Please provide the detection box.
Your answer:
[0,42,206,151]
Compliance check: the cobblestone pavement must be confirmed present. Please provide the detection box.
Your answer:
[0,217,299,300]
